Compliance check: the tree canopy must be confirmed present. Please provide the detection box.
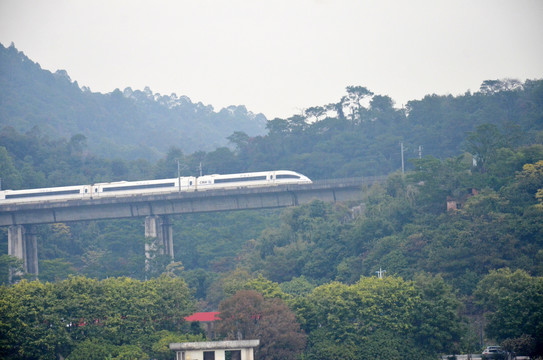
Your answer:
[217,290,306,360]
[0,275,195,360]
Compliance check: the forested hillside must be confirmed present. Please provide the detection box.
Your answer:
[0,43,267,160]
[1,46,542,359]
[230,81,543,178]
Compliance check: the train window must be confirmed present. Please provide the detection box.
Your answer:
[276,174,301,179]
[5,189,81,199]
[214,175,267,184]
[102,182,175,192]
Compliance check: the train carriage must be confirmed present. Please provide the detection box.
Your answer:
[0,185,91,204]
[92,177,197,198]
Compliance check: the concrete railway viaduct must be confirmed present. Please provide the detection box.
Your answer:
[0,177,385,276]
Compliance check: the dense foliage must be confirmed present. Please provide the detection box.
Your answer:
[293,275,462,359]
[224,80,543,179]
[217,290,306,360]
[232,147,543,295]
[474,269,543,356]
[0,275,197,359]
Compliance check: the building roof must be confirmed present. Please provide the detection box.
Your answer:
[170,340,260,350]
[184,311,220,322]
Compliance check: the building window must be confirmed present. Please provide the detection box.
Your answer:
[225,350,241,360]
[204,351,215,360]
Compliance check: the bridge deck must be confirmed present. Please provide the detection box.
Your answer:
[0,177,385,226]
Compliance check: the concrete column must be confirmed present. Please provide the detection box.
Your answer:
[242,348,254,360]
[144,216,174,269]
[25,226,39,275]
[8,225,39,275]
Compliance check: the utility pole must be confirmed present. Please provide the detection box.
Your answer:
[400,142,405,174]
[198,162,203,177]
[376,267,386,279]
[418,145,422,159]
[177,160,181,192]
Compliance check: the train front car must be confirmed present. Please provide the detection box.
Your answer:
[273,170,312,185]
[0,185,91,204]
[197,172,271,190]
[196,170,311,190]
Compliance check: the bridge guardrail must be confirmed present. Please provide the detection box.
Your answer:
[312,176,388,186]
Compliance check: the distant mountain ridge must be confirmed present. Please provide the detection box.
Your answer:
[0,43,267,160]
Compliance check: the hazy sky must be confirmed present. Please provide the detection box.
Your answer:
[1,0,542,119]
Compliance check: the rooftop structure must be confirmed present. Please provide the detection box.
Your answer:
[184,312,220,322]
[170,340,260,360]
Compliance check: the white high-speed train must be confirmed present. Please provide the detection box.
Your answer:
[0,170,312,204]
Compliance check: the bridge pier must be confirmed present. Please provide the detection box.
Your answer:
[8,225,39,275]
[144,216,174,270]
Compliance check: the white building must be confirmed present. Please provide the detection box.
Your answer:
[170,340,260,360]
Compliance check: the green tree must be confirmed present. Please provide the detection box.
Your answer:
[252,201,350,283]
[65,339,119,360]
[342,86,374,123]
[243,274,290,300]
[217,290,306,360]
[206,267,255,308]
[68,134,87,156]
[227,131,250,153]
[412,274,463,354]
[501,335,537,359]
[295,276,461,359]
[0,254,23,284]
[154,146,184,179]
[65,340,148,360]
[146,330,206,360]
[515,160,543,195]
[39,258,76,282]
[0,145,22,189]
[0,275,195,359]
[408,155,473,213]
[479,79,523,94]
[204,147,239,174]
[465,124,506,172]
[474,268,543,355]
[304,106,326,122]
[279,276,315,297]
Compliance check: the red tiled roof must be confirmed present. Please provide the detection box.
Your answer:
[184,311,220,322]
